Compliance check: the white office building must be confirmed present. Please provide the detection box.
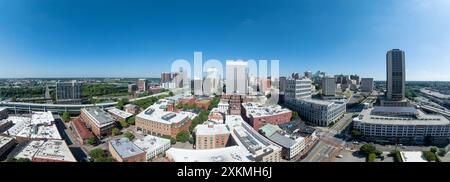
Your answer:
[322,76,336,96]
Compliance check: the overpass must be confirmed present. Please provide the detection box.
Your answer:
[420,105,450,119]
[0,92,169,114]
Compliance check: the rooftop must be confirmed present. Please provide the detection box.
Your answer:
[355,107,450,126]
[0,135,14,148]
[136,99,197,125]
[110,138,145,159]
[133,135,171,152]
[107,107,133,119]
[400,151,427,162]
[14,140,44,160]
[259,124,282,137]
[82,107,115,127]
[3,113,61,140]
[268,132,299,148]
[195,123,230,136]
[166,146,252,162]
[33,140,77,162]
[242,102,291,118]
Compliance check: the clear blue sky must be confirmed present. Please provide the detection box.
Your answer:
[1,0,449,80]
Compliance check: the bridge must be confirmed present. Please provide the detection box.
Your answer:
[0,92,169,114]
[420,105,450,119]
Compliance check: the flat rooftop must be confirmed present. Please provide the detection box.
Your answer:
[242,102,291,118]
[33,140,77,162]
[0,135,14,148]
[3,113,61,140]
[14,140,44,160]
[82,107,115,127]
[401,151,427,162]
[110,138,145,159]
[166,146,252,162]
[107,107,133,119]
[300,98,346,106]
[355,107,450,126]
[133,135,170,152]
[137,99,197,125]
[195,123,230,136]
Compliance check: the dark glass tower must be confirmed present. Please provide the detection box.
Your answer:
[386,49,405,101]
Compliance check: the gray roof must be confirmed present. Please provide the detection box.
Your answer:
[372,107,417,114]
[110,138,144,159]
[269,133,296,148]
[83,107,115,126]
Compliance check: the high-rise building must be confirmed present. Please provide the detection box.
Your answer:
[304,71,313,79]
[204,67,220,95]
[138,79,148,92]
[161,72,172,83]
[350,75,360,85]
[360,78,374,92]
[285,78,312,102]
[321,77,336,96]
[279,76,287,92]
[386,49,406,101]
[56,81,82,104]
[226,61,248,95]
[128,84,138,93]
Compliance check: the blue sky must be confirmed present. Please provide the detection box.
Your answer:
[0,0,449,80]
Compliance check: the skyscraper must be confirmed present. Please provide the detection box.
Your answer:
[226,61,248,95]
[386,49,405,101]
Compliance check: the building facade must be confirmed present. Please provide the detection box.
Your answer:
[322,76,336,96]
[56,81,82,104]
[386,49,406,101]
[138,79,148,92]
[226,61,248,95]
[195,123,231,150]
[360,78,374,92]
[80,107,116,138]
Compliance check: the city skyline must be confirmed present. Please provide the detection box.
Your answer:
[1,0,450,81]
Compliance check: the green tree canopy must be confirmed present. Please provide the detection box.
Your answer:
[176,130,190,143]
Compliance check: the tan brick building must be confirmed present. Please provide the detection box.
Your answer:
[194,123,230,150]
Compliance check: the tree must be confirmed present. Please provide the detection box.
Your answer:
[176,130,190,143]
[127,116,136,125]
[95,157,116,162]
[6,158,31,162]
[430,147,438,153]
[89,148,106,159]
[119,120,129,128]
[117,98,129,110]
[389,150,402,162]
[112,128,120,136]
[423,151,437,162]
[189,136,194,144]
[61,112,71,123]
[169,91,174,96]
[291,112,300,121]
[351,129,363,139]
[360,144,378,156]
[438,148,447,157]
[124,131,135,141]
[367,153,376,162]
[11,96,17,102]
[87,136,97,145]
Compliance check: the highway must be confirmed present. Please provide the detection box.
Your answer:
[0,91,169,113]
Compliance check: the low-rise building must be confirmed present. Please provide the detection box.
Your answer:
[259,124,305,160]
[194,123,231,150]
[109,138,146,162]
[0,107,8,120]
[4,112,61,141]
[133,135,171,161]
[13,140,76,162]
[0,119,13,132]
[0,136,15,157]
[208,108,227,124]
[71,118,94,144]
[107,107,133,122]
[124,104,141,115]
[80,107,116,138]
[241,102,292,130]
[353,106,450,144]
[136,99,196,138]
